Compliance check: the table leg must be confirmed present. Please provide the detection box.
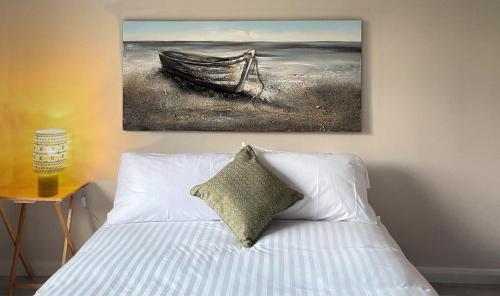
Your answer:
[8,203,27,296]
[54,202,77,256]
[60,196,74,266]
[0,205,34,279]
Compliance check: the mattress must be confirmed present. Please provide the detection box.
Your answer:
[36,220,437,296]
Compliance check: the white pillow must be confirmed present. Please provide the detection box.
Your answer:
[243,143,377,223]
[106,152,233,224]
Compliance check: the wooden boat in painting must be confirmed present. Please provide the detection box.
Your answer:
[159,50,258,93]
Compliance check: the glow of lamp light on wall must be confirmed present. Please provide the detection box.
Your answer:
[33,129,68,196]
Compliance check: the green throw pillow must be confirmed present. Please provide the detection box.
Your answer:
[190,145,303,247]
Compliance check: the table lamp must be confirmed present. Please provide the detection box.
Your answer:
[32,129,68,197]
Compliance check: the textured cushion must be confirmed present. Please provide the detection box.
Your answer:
[190,146,303,247]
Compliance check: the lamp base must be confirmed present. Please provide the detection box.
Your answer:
[38,175,59,197]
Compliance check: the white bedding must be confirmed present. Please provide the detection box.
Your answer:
[36,220,437,296]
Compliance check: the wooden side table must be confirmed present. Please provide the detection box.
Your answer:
[0,183,89,296]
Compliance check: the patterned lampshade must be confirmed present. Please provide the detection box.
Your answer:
[33,129,68,174]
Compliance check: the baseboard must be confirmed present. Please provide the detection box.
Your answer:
[3,261,499,284]
[418,266,500,284]
[0,261,59,277]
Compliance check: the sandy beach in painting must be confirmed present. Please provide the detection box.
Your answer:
[123,41,361,132]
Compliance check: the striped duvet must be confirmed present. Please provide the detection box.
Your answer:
[36,220,437,296]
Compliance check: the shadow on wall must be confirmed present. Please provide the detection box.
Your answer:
[367,165,492,268]
[77,182,114,235]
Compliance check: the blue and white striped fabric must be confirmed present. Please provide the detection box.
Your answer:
[36,220,437,296]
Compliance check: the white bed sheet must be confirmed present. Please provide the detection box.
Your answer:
[36,220,437,296]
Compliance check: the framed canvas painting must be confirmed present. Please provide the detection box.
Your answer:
[122,21,362,132]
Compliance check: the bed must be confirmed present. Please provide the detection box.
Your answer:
[36,220,436,296]
[35,147,438,295]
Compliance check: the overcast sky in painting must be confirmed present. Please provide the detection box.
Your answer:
[123,21,361,42]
